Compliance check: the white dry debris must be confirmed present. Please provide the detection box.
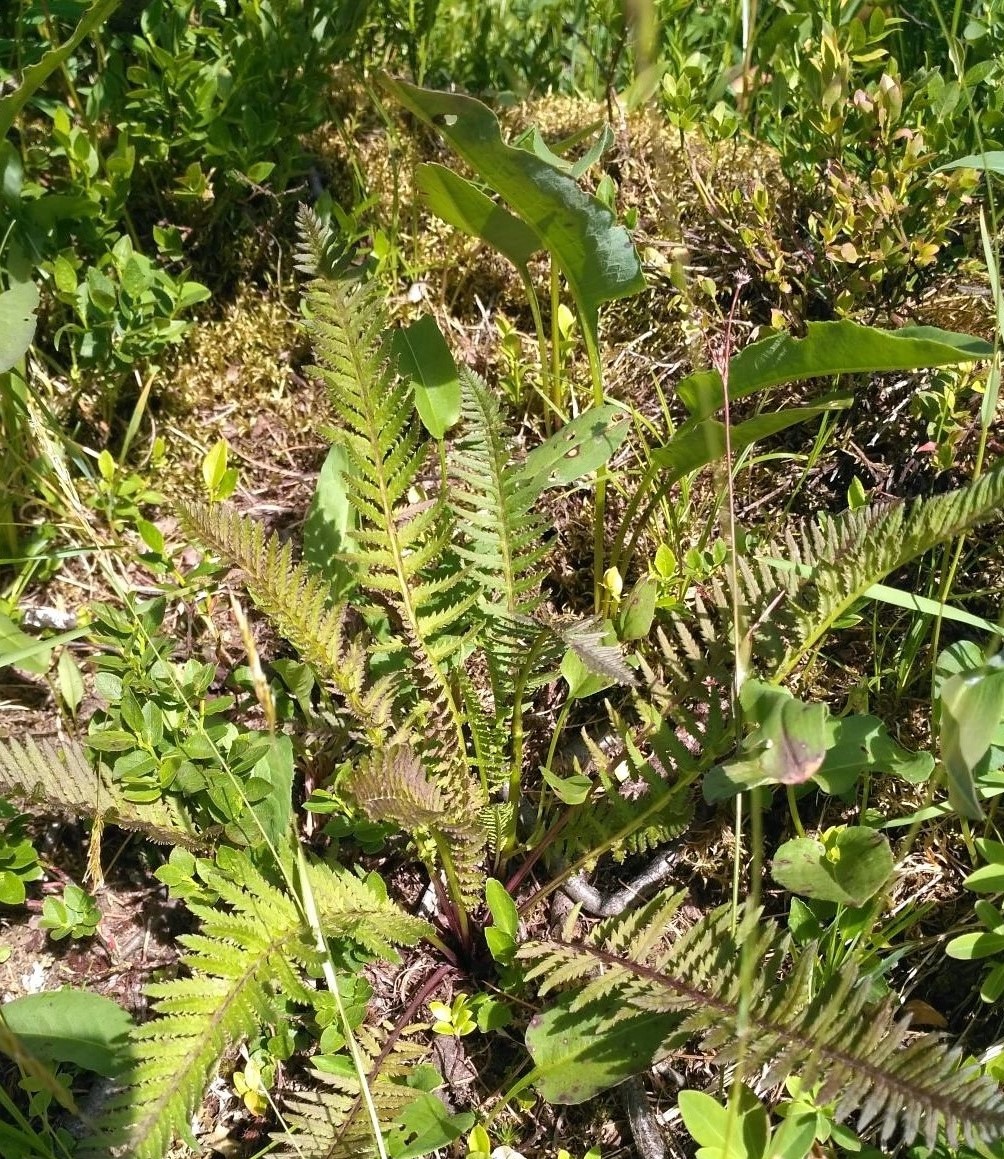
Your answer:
[20,961,47,993]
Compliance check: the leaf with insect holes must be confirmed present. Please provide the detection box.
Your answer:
[381,76,644,336]
[520,404,630,490]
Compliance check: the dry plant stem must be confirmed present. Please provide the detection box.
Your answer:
[583,312,608,611]
[296,843,390,1159]
[520,268,553,418]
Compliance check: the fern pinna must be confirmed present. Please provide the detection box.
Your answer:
[80,847,429,1158]
[520,890,1004,1150]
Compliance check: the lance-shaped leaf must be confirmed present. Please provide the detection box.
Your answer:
[381,75,645,334]
[940,659,1004,821]
[938,151,1004,175]
[0,0,122,138]
[392,313,461,439]
[416,163,540,269]
[652,393,851,484]
[679,320,994,421]
[0,279,38,373]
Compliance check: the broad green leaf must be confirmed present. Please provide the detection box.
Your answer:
[201,438,229,494]
[965,862,1004,893]
[521,404,631,489]
[303,444,356,598]
[57,648,84,715]
[706,683,829,801]
[246,734,294,847]
[771,826,894,907]
[618,576,657,641]
[941,660,1004,820]
[938,151,1004,174]
[416,163,540,269]
[526,999,678,1104]
[0,614,81,675]
[678,1086,768,1159]
[0,279,38,373]
[1,989,133,1077]
[813,714,934,795]
[542,767,593,804]
[485,878,519,938]
[0,0,123,138]
[0,870,25,905]
[652,395,851,484]
[514,121,613,179]
[946,931,1004,960]
[767,1113,817,1159]
[381,76,645,334]
[392,314,461,439]
[560,647,613,700]
[678,321,993,422]
[391,1092,474,1159]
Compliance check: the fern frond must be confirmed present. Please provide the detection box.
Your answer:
[347,745,485,908]
[295,204,347,280]
[777,460,1004,678]
[551,721,695,866]
[82,849,426,1159]
[520,896,1004,1149]
[559,616,637,687]
[450,368,549,617]
[304,273,471,750]
[271,1024,427,1159]
[182,502,393,741]
[0,737,203,848]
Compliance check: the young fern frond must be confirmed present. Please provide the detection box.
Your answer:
[81,849,428,1159]
[0,736,203,848]
[346,745,485,908]
[551,724,695,866]
[182,502,395,740]
[520,893,1004,1150]
[304,270,473,753]
[271,1024,427,1159]
[450,367,549,617]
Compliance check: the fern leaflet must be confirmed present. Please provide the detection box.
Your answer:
[520,892,1004,1149]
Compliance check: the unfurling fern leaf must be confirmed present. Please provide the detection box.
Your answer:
[80,848,429,1159]
[520,892,1004,1149]
[0,736,203,848]
[347,745,486,909]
